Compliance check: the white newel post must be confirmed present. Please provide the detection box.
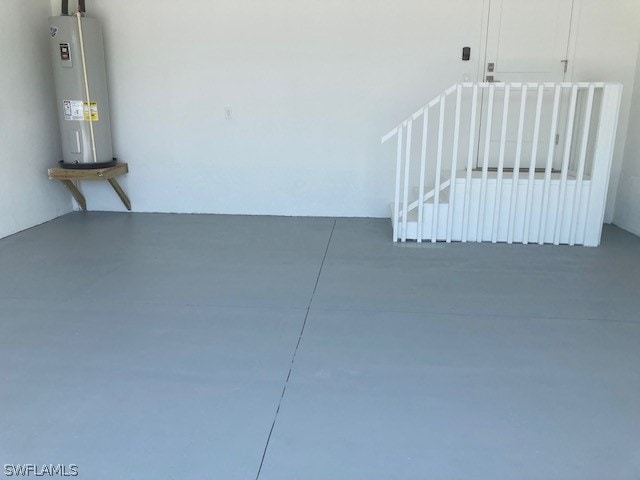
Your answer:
[584,83,623,247]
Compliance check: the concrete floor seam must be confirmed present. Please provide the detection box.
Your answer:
[255,219,337,480]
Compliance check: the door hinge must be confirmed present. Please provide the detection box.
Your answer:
[561,59,569,73]
[555,133,560,145]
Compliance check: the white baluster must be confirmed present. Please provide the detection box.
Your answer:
[446,85,462,243]
[431,95,446,243]
[492,84,510,243]
[523,84,544,244]
[462,85,478,243]
[417,108,429,243]
[392,124,403,242]
[477,84,494,242]
[401,119,413,242]
[554,84,578,245]
[569,84,595,246]
[507,84,528,243]
[538,84,562,245]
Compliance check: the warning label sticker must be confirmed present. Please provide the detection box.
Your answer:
[63,100,99,121]
[63,100,83,120]
[84,102,99,121]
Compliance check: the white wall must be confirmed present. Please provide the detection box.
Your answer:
[74,0,487,216]
[614,42,640,236]
[569,0,640,223]
[0,0,72,239]
[39,1,640,220]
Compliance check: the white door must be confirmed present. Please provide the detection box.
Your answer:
[477,0,574,169]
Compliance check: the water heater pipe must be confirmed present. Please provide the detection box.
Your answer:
[76,11,98,163]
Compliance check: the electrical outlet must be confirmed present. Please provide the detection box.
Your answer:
[225,107,232,120]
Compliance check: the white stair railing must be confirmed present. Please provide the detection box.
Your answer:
[382,82,623,246]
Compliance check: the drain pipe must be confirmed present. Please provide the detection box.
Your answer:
[76,11,98,164]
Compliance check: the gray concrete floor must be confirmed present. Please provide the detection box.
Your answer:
[0,212,639,480]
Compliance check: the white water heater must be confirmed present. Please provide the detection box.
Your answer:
[49,0,115,169]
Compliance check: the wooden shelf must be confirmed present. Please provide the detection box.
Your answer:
[48,163,131,211]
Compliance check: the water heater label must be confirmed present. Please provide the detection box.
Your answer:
[83,102,100,122]
[63,100,84,121]
[63,100,99,122]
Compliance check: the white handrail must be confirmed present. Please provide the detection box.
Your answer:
[382,82,610,144]
[383,82,622,246]
[382,86,457,143]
